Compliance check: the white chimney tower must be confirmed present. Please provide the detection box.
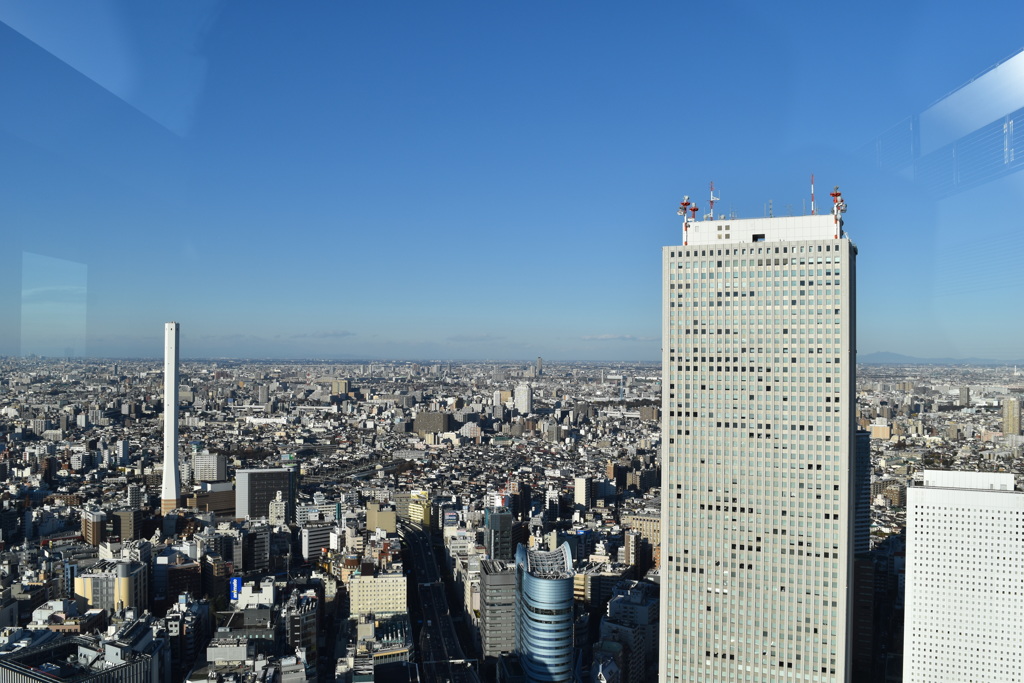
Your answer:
[161,322,181,514]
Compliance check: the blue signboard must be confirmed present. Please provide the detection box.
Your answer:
[230,577,242,601]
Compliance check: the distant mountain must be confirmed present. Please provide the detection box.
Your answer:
[859,351,1024,365]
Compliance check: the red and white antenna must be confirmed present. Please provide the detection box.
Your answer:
[677,196,691,245]
[829,185,847,237]
[705,182,719,220]
[810,174,816,215]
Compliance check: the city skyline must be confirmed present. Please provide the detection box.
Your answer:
[3,5,1024,361]
[1,343,1023,680]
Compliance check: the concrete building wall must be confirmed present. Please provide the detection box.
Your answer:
[904,470,1024,683]
[660,213,859,682]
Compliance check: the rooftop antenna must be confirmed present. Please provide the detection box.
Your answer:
[689,203,700,223]
[677,195,691,245]
[768,199,773,218]
[830,185,847,237]
[810,174,816,215]
[705,181,719,220]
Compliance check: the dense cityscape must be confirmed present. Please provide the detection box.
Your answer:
[0,328,1022,681]
[5,2,1024,681]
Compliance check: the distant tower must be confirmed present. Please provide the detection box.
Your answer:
[1004,396,1021,436]
[161,322,181,515]
[514,383,533,415]
[959,386,971,407]
[536,356,543,376]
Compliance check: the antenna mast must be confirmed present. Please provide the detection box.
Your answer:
[705,182,719,220]
[677,196,692,245]
[810,174,816,215]
[829,186,847,237]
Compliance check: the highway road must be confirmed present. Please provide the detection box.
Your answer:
[401,522,480,683]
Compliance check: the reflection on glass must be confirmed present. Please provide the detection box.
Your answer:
[21,252,87,358]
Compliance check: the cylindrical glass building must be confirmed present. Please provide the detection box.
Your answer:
[514,542,575,682]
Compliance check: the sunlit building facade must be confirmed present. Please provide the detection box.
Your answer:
[904,470,1024,682]
[660,209,860,681]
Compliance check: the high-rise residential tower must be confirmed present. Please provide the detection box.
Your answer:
[161,322,181,515]
[904,470,1024,682]
[1003,396,1021,436]
[194,451,228,482]
[660,194,861,682]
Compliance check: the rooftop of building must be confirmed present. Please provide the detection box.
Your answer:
[674,211,849,246]
[518,542,573,579]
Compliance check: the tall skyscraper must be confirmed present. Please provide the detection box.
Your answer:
[1003,396,1021,436]
[660,198,860,682]
[161,322,181,515]
[515,542,575,682]
[904,470,1024,682]
[515,383,533,415]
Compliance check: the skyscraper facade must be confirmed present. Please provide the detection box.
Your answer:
[236,468,296,522]
[1003,396,1021,436]
[515,383,533,416]
[480,559,516,662]
[484,506,514,561]
[660,208,859,681]
[515,542,575,682]
[194,451,228,482]
[161,322,181,515]
[904,470,1024,682]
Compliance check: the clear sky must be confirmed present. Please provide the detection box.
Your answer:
[2,1,1023,361]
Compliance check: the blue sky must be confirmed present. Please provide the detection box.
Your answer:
[2,1,1023,361]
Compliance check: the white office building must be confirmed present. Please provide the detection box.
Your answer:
[515,383,533,415]
[904,469,1024,683]
[659,201,861,682]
